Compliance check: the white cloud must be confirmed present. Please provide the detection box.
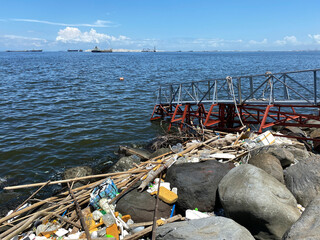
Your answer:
[56,27,129,43]
[308,34,320,44]
[275,36,298,45]
[249,38,268,45]
[12,18,112,27]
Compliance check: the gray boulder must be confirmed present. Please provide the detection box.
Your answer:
[156,216,254,240]
[284,156,320,207]
[115,186,171,222]
[283,194,320,240]
[248,153,284,183]
[250,145,295,168]
[165,160,234,212]
[149,148,171,159]
[108,155,140,173]
[63,166,94,188]
[219,164,300,240]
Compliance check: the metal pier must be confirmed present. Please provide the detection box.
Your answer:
[151,69,320,133]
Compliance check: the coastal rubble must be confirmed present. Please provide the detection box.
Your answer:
[1,126,319,239]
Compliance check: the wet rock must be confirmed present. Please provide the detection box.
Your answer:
[281,127,311,150]
[248,153,284,183]
[250,145,295,168]
[156,216,254,240]
[63,166,94,188]
[283,194,320,240]
[219,164,300,240]
[284,156,320,207]
[165,161,234,212]
[149,148,171,159]
[108,155,140,173]
[115,186,171,222]
[118,145,151,160]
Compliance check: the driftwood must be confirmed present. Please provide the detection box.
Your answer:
[68,182,91,240]
[4,169,147,190]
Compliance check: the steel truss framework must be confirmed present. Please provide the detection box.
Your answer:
[151,69,320,134]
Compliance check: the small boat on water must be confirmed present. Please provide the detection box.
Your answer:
[6,49,43,52]
[67,49,83,52]
[91,46,112,53]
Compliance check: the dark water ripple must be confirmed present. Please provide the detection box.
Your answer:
[0,51,320,207]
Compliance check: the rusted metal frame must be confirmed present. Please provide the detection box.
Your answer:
[242,77,271,103]
[258,105,274,133]
[272,75,313,104]
[204,104,219,126]
[240,106,309,123]
[238,106,260,122]
[150,105,161,120]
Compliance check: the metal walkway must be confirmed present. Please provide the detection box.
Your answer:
[151,69,320,133]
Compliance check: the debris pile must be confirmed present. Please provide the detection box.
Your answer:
[1,126,319,239]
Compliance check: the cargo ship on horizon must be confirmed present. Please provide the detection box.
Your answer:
[6,49,43,52]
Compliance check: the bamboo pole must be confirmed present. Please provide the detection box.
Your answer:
[4,169,147,190]
[67,182,91,240]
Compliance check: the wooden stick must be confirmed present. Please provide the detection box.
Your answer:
[67,182,91,240]
[4,169,147,190]
[0,196,58,225]
[13,180,51,213]
[128,221,153,228]
[109,172,145,204]
[151,172,162,240]
[2,211,46,240]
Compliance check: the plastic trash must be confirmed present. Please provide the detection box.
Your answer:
[90,178,118,209]
[106,223,119,240]
[171,143,183,153]
[254,130,275,145]
[102,213,116,228]
[171,187,178,195]
[185,209,210,220]
[200,149,211,159]
[92,210,104,221]
[131,226,145,233]
[55,228,69,237]
[99,198,115,213]
[150,186,178,204]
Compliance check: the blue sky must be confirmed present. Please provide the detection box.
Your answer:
[1,0,320,51]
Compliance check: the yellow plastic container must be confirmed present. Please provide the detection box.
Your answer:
[151,186,178,204]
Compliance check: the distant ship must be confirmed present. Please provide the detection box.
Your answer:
[91,46,112,53]
[141,46,156,52]
[6,49,43,52]
[67,49,83,52]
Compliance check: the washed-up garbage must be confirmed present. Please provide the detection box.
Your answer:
[255,130,275,146]
[185,209,210,220]
[55,228,69,237]
[90,178,118,209]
